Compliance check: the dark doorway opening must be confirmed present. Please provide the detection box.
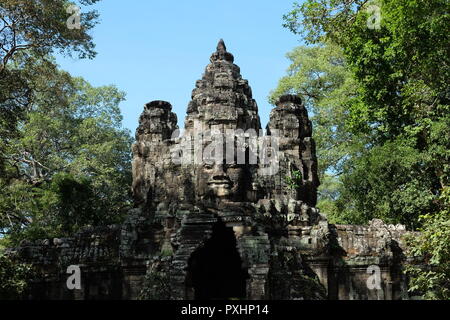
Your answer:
[186,220,248,300]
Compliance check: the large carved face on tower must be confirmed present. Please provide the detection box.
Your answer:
[183,39,261,204]
[194,143,251,202]
[202,163,246,198]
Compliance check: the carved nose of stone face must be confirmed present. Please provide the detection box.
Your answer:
[213,164,225,176]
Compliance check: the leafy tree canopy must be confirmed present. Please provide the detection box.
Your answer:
[279,0,449,298]
[277,0,449,227]
[1,0,102,173]
[0,0,133,243]
[0,69,133,241]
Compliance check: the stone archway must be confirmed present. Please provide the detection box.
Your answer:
[185,220,248,300]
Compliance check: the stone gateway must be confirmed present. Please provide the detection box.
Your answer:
[10,40,418,300]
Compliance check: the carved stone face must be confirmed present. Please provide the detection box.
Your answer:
[196,161,248,201]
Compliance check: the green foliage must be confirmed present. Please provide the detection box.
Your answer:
[0,4,132,242]
[278,0,449,228]
[0,0,134,296]
[269,42,367,224]
[281,0,450,297]
[160,241,174,257]
[292,274,328,300]
[270,43,364,180]
[1,0,101,68]
[285,169,303,190]
[0,70,133,242]
[405,187,450,300]
[0,253,35,300]
[1,0,102,169]
[316,174,346,224]
[139,269,171,300]
[11,173,116,240]
[284,0,450,139]
[337,137,440,228]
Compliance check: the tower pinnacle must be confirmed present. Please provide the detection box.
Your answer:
[217,39,227,52]
[210,39,234,63]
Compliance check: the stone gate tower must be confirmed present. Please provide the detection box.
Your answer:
[127,39,323,299]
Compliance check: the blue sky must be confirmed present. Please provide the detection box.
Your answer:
[57,0,304,133]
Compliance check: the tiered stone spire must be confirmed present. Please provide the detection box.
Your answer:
[185,39,261,132]
[210,38,234,63]
[267,94,320,206]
